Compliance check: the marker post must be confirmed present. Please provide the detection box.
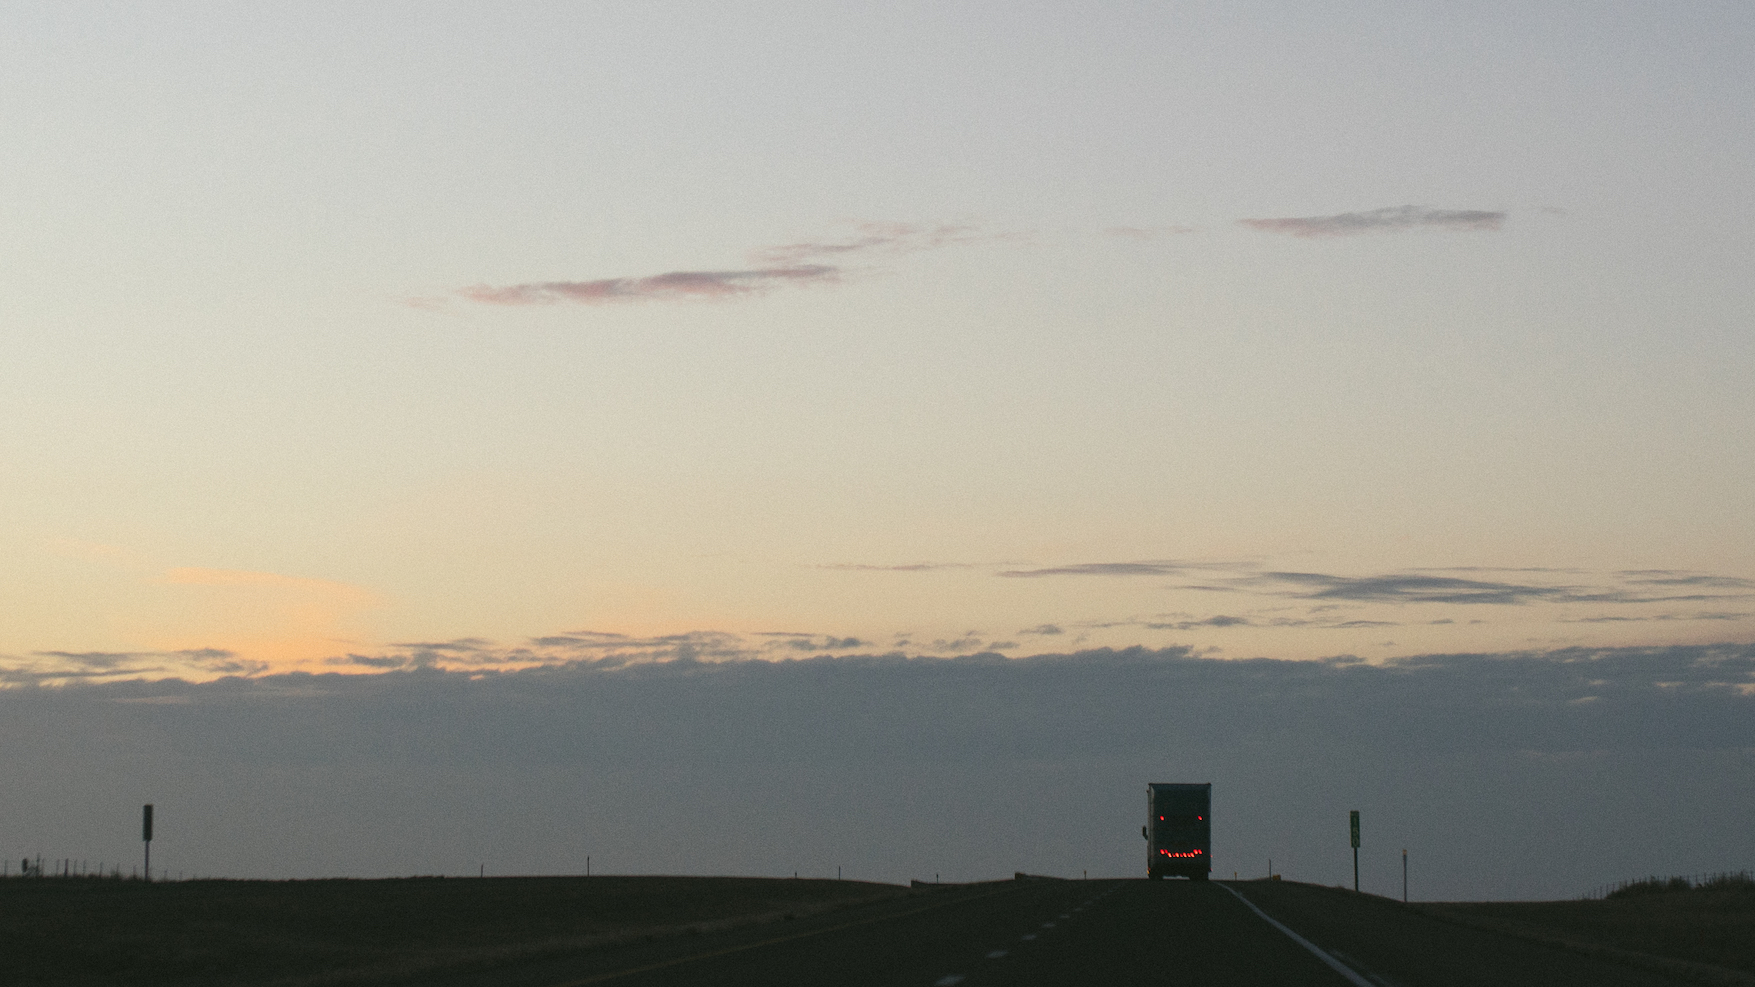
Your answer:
[142,804,154,882]
[1349,810,1360,892]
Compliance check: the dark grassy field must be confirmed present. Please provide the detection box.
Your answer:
[13,874,1753,985]
[1421,884,1755,978]
[0,875,909,985]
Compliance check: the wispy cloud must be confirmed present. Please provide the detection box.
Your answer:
[3,648,263,686]
[1618,572,1755,590]
[1142,615,1255,630]
[1412,566,1583,575]
[1240,205,1505,238]
[1256,571,1568,605]
[751,221,1022,266]
[819,562,981,572]
[973,562,1754,636]
[453,220,1023,309]
[326,628,889,673]
[924,633,989,653]
[753,632,868,651]
[1567,612,1749,624]
[14,560,1750,684]
[1233,571,1747,607]
[459,265,838,306]
[1160,568,1753,608]
[998,562,1186,578]
[1105,225,1199,239]
[843,558,1753,615]
[1116,612,1399,632]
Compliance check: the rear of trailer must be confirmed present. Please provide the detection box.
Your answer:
[1144,782,1211,880]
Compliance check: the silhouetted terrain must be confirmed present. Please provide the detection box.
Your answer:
[1422,880,1755,977]
[0,875,906,985]
[10,874,1755,985]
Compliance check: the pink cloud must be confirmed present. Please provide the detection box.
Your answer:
[1105,225,1200,239]
[1240,205,1505,237]
[451,220,1025,308]
[751,221,1023,265]
[459,265,838,305]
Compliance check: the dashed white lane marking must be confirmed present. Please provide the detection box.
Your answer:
[986,950,1008,959]
[1058,913,1070,919]
[1021,933,1036,941]
[1041,921,1055,928]
[1215,883,1374,987]
[933,977,965,986]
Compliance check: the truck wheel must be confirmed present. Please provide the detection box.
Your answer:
[1193,872,1209,882]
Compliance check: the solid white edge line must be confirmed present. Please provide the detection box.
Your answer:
[1216,883,1375,987]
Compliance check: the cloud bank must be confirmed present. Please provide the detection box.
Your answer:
[1240,205,1505,237]
[4,648,265,686]
[4,644,1750,900]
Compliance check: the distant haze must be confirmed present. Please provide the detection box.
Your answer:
[6,644,1750,901]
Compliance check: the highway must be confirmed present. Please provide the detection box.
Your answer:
[445,879,1692,986]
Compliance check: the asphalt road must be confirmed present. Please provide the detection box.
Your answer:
[444,879,1694,987]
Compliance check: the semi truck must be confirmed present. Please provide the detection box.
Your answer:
[1143,782,1211,880]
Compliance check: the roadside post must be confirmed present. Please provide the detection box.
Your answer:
[1349,810,1360,892]
[142,804,154,882]
[1402,848,1408,902]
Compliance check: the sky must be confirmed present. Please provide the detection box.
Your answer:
[2,2,1753,895]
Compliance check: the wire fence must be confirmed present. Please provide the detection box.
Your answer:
[2,856,196,882]
[1582,869,1755,900]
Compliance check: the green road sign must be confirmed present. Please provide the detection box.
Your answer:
[1349,809,1360,848]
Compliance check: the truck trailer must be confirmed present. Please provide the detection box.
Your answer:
[1144,782,1211,880]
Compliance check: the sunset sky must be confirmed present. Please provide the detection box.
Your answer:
[6,1,1751,684]
[5,2,1755,897]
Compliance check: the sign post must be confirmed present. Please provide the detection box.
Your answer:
[1403,848,1408,902]
[1349,810,1360,892]
[142,804,154,882]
